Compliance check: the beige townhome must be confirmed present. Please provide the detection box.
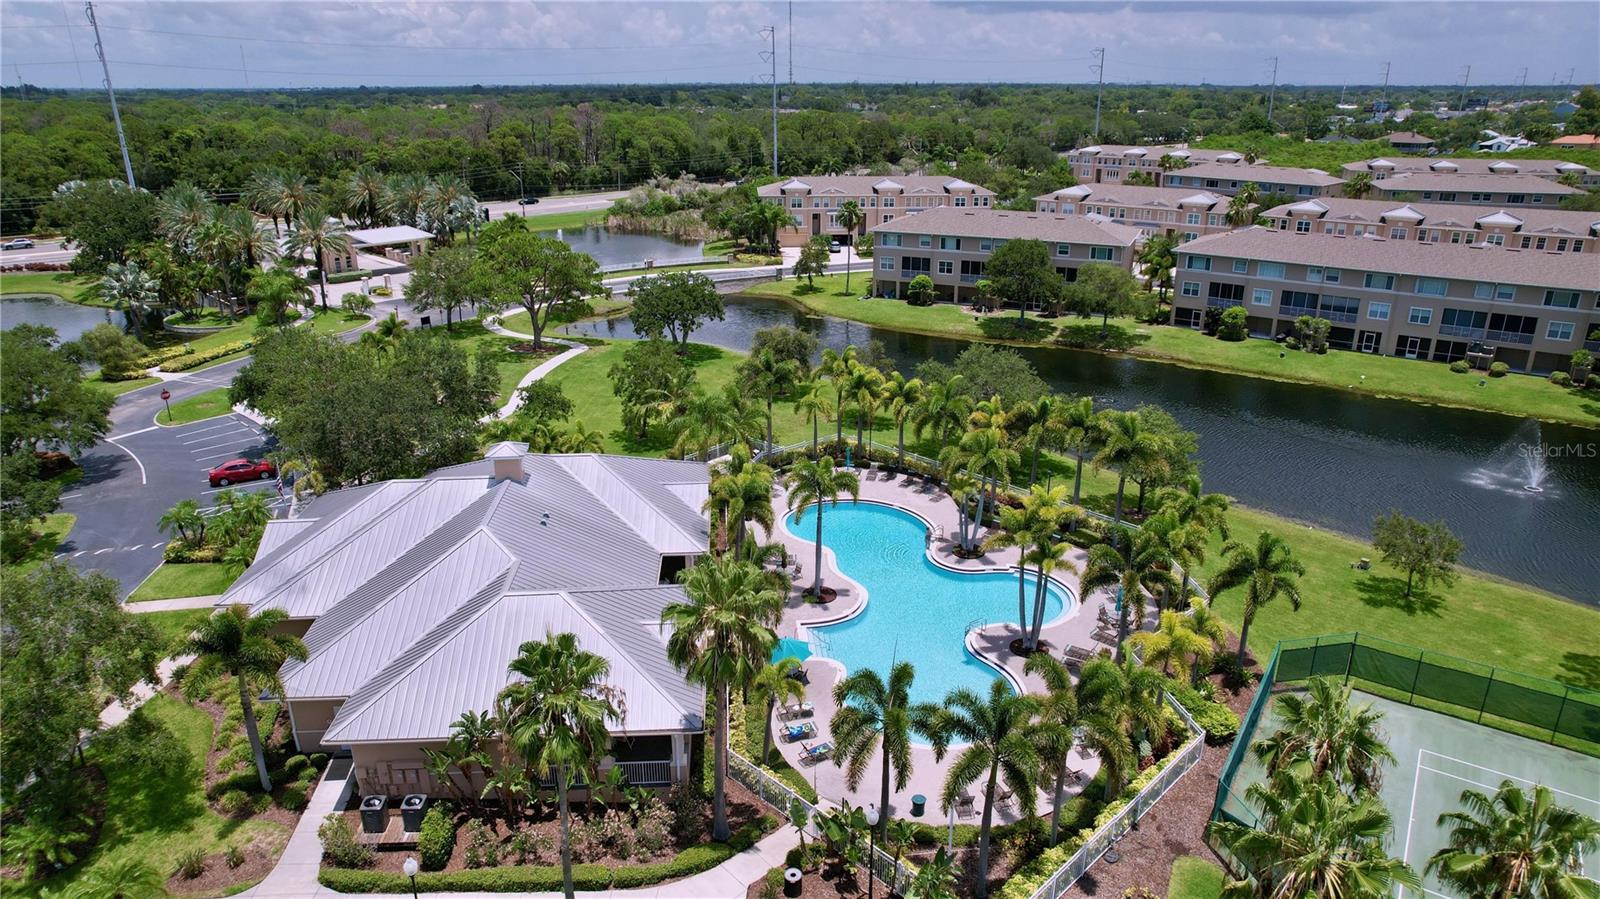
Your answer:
[757,176,995,248]
[214,446,711,798]
[1168,226,1600,374]
[1064,145,1256,186]
[1162,162,1346,198]
[1262,197,1599,254]
[1034,184,1239,242]
[867,206,1142,304]
[1364,172,1586,208]
[1342,157,1600,190]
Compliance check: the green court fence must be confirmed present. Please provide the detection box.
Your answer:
[1213,632,1600,826]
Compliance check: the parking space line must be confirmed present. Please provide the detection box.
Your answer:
[188,437,262,455]
[201,481,275,495]
[194,448,262,463]
[176,421,241,438]
[93,548,113,555]
[182,426,254,445]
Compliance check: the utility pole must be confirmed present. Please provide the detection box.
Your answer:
[1090,48,1106,139]
[1379,61,1391,111]
[787,1,794,85]
[1458,64,1471,110]
[1265,56,1279,126]
[761,26,777,176]
[1517,67,1527,101]
[84,1,134,188]
[240,45,251,92]
[1565,68,1574,86]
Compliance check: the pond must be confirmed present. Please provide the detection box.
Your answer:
[538,225,704,269]
[2,293,125,342]
[562,292,1600,604]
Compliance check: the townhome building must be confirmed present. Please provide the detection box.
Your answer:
[1363,172,1586,208]
[867,206,1142,304]
[1063,144,1256,186]
[757,175,995,247]
[1343,157,1600,189]
[1162,162,1346,198]
[1033,184,1239,241]
[1169,227,1600,373]
[1261,197,1599,254]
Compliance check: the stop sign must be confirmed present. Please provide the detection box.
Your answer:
[160,389,171,401]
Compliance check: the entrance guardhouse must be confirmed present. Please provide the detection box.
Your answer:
[322,225,435,276]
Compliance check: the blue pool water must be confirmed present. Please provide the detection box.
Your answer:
[787,502,1074,712]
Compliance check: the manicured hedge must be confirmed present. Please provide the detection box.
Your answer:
[161,340,253,372]
[417,805,455,871]
[164,543,227,563]
[1164,680,1241,744]
[326,269,373,284]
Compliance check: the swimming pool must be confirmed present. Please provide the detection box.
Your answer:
[786,501,1074,711]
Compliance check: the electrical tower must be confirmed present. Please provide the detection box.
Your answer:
[84,0,134,188]
[1265,56,1279,125]
[1459,65,1471,110]
[760,26,777,176]
[1090,48,1106,139]
[1379,61,1390,112]
[1517,67,1528,101]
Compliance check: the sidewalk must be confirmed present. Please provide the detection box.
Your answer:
[124,594,221,612]
[481,317,587,421]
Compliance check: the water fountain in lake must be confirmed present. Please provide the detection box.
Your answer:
[1464,420,1554,497]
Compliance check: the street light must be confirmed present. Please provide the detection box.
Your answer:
[402,856,418,899]
[864,804,881,899]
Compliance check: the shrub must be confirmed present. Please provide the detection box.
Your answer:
[509,827,556,866]
[462,820,501,868]
[320,863,613,892]
[326,269,373,284]
[279,787,309,811]
[371,286,393,297]
[319,813,376,868]
[904,274,937,306]
[310,752,329,769]
[1164,679,1240,743]
[284,754,311,775]
[175,847,207,879]
[1217,306,1248,341]
[417,804,456,871]
[161,340,253,372]
[1489,361,1510,377]
[1550,371,1573,387]
[636,803,672,856]
[1210,654,1256,691]
[1589,374,1600,389]
[608,844,736,889]
[253,792,275,815]
[218,789,252,816]
[225,845,246,869]
[224,742,255,770]
[1450,360,1470,373]
[667,780,707,844]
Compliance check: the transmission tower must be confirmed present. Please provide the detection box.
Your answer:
[1265,56,1279,125]
[761,26,777,176]
[1090,48,1106,139]
[84,1,134,187]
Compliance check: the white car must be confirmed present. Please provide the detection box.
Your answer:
[2,238,35,250]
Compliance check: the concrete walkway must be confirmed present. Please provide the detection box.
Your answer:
[481,316,588,421]
[237,757,356,897]
[98,655,192,729]
[124,594,222,612]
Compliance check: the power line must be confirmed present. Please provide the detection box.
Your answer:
[96,23,735,53]
[3,57,752,84]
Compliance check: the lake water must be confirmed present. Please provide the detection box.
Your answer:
[563,292,1600,604]
[538,225,703,268]
[1,293,125,342]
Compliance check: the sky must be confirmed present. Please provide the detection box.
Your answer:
[2,1,1596,91]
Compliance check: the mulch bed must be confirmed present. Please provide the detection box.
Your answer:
[166,842,280,897]
[803,587,839,604]
[507,342,566,356]
[1009,638,1055,656]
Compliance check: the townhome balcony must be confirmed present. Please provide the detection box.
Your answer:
[1207,296,1244,309]
[959,274,980,283]
[1583,339,1600,353]
[1485,329,1534,345]
[1313,309,1358,324]
[1439,324,1487,339]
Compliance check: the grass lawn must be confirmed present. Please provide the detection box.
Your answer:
[6,513,75,573]
[439,318,548,403]
[499,295,632,335]
[0,270,105,305]
[304,309,371,336]
[743,276,1600,428]
[159,387,234,425]
[138,609,212,653]
[88,373,162,397]
[516,207,609,231]
[36,694,289,898]
[129,562,245,602]
[602,259,749,280]
[1168,857,1226,899]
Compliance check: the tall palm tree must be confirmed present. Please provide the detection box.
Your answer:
[1142,510,1207,612]
[341,165,390,228]
[1137,234,1178,304]
[663,556,782,841]
[497,633,622,899]
[960,425,1019,520]
[1228,182,1262,227]
[746,348,801,451]
[284,207,353,310]
[841,361,884,454]
[831,661,917,837]
[793,379,836,456]
[1059,395,1100,506]
[821,346,858,448]
[671,385,765,461]
[1210,770,1420,899]
[1080,526,1180,660]
[986,502,1043,648]
[1022,393,1065,486]
[157,498,206,547]
[1428,781,1600,899]
[423,175,476,245]
[1023,515,1076,650]
[837,199,865,291]
[182,604,308,791]
[384,172,432,227]
[1343,171,1374,200]
[785,456,861,599]
[1077,656,1167,799]
[703,445,776,557]
[751,657,806,766]
[915,680,1041,898]
[1095,409,1161,524]
[246,266,312,327]
[1252,676,1395,797]
[156,182,216,256]
[1129,609,1214,680]
[245,169,288,235]
[1023,653,1080,845]
[1207,531,1307,666]
[884,374,925,471]
[100,261,161,341]
[912,375,974,474]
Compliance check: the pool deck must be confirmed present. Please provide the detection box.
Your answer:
[765,468,1156,822]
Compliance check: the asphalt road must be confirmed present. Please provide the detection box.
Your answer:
[481,189,627,221]
[1,238,74,265]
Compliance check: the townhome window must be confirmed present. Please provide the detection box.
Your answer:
[1232,259,1249,273]
[1556,239,1569,252]
[1415,278,1449,297]
[1469,192,1489,202]
[882,214,894,223]
[1547,321,1575,341]
[1544,290,1581,308]
[883,197,895,207]
[1183,232,1199,242]
[1532,195,1544,204]
[1041,202,1055,213]
[1056,243,1072,257]
[901,257,931,274]
[1251,288,1272,306]
[1181,281,1200,297]
[1507,194,1526,204]
[1297,186,1315,196]
[790,198,803,208]
[1208,282,1245,304]
[1368,302,1391,321]
[1422,192,1435,200]
[1279,290,1320,314]
[867,197,877,207]
[938,260,954,274]
[812,199,822,208]
[880,233,901,247]
[979,238,993,252]
[1574,240,1585,252]
[1484,233,1504,246]
[1534,237,1548,250]
[955,197,967,207]
[1324,268,1341,284]
[1090,247,1114,261]
[827,213,840,227]
[1408,306,1433,325]
[1185,255,1212,271]
[1308,267,1325,283]
[960,260,985,279]
[1186,213,1201,225]
[1257,262,1286,279]
[1441,192,1459,202]
[1208,214,1223,227]
[1295,220,1312,233]
[1475,283,1516,301]
[1389,227,1407,240]
[918,235,932,248]
[940,237,958,250]
[879,256,895,270]
[1364,273,1396,290]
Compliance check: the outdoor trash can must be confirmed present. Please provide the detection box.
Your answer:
[784,867,803,898]
[911,794,926,817]
[360,794,388,833]
[401,794,428,832]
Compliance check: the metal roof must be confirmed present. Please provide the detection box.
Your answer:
[346,225,434,245]
[869,205,1143,247]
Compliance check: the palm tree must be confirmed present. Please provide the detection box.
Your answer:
[671,385,765,461]
[182,604,308,791]
[1207,531,1307,666]
[1142,510,1207,612]
[821,346,858,448]
[1344,171,1374,200]
[1023,652,1080,845]
[247,267,313,327]
[786,456,861,598]
[360,312,409,353]
[703,446,776,557]
[1428,781,1600,899]
[837,199,865,291]
[100,261,161,341]
[1080,526,1179,660]
[793,379,836,456]
[1137,234,1178,304]
[245,169,288,235]
[831,661,917,837]
[916,680,1041,898]
[752,657,807,766]
[156,182,216,256]
[1129,610,1214,680]
[1252,676,1395,797]
[663,555,782,841]
[985,502,1042,648]
[1076,656,1167,799]
[158,498,206,547]
[1021,393,1065,486]
[1210,770,1420,899]
[912,375,974,473]
[1059,395,1100,506]
[341,165,390,227]
[1024,526,1076,649]
[1228,182,1262,227]
[1095,409,1161,524]
[961,425,1019,520]
[497,633,622,899]
[284,208,353,310]
[746,348,801,450]
[884,374,925,471]
[423,175,477,245]
[384,172,432,227]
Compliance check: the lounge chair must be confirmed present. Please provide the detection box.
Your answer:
[1064,645,1097,667]
[799,741,832,764]
[1092,628,1120,647]
[955,792,977,818]
[780,701,815,720]
[785,666,811,685]
[996,787,1016,810]
[783,722,817,743]
[1066,767,1087,786]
